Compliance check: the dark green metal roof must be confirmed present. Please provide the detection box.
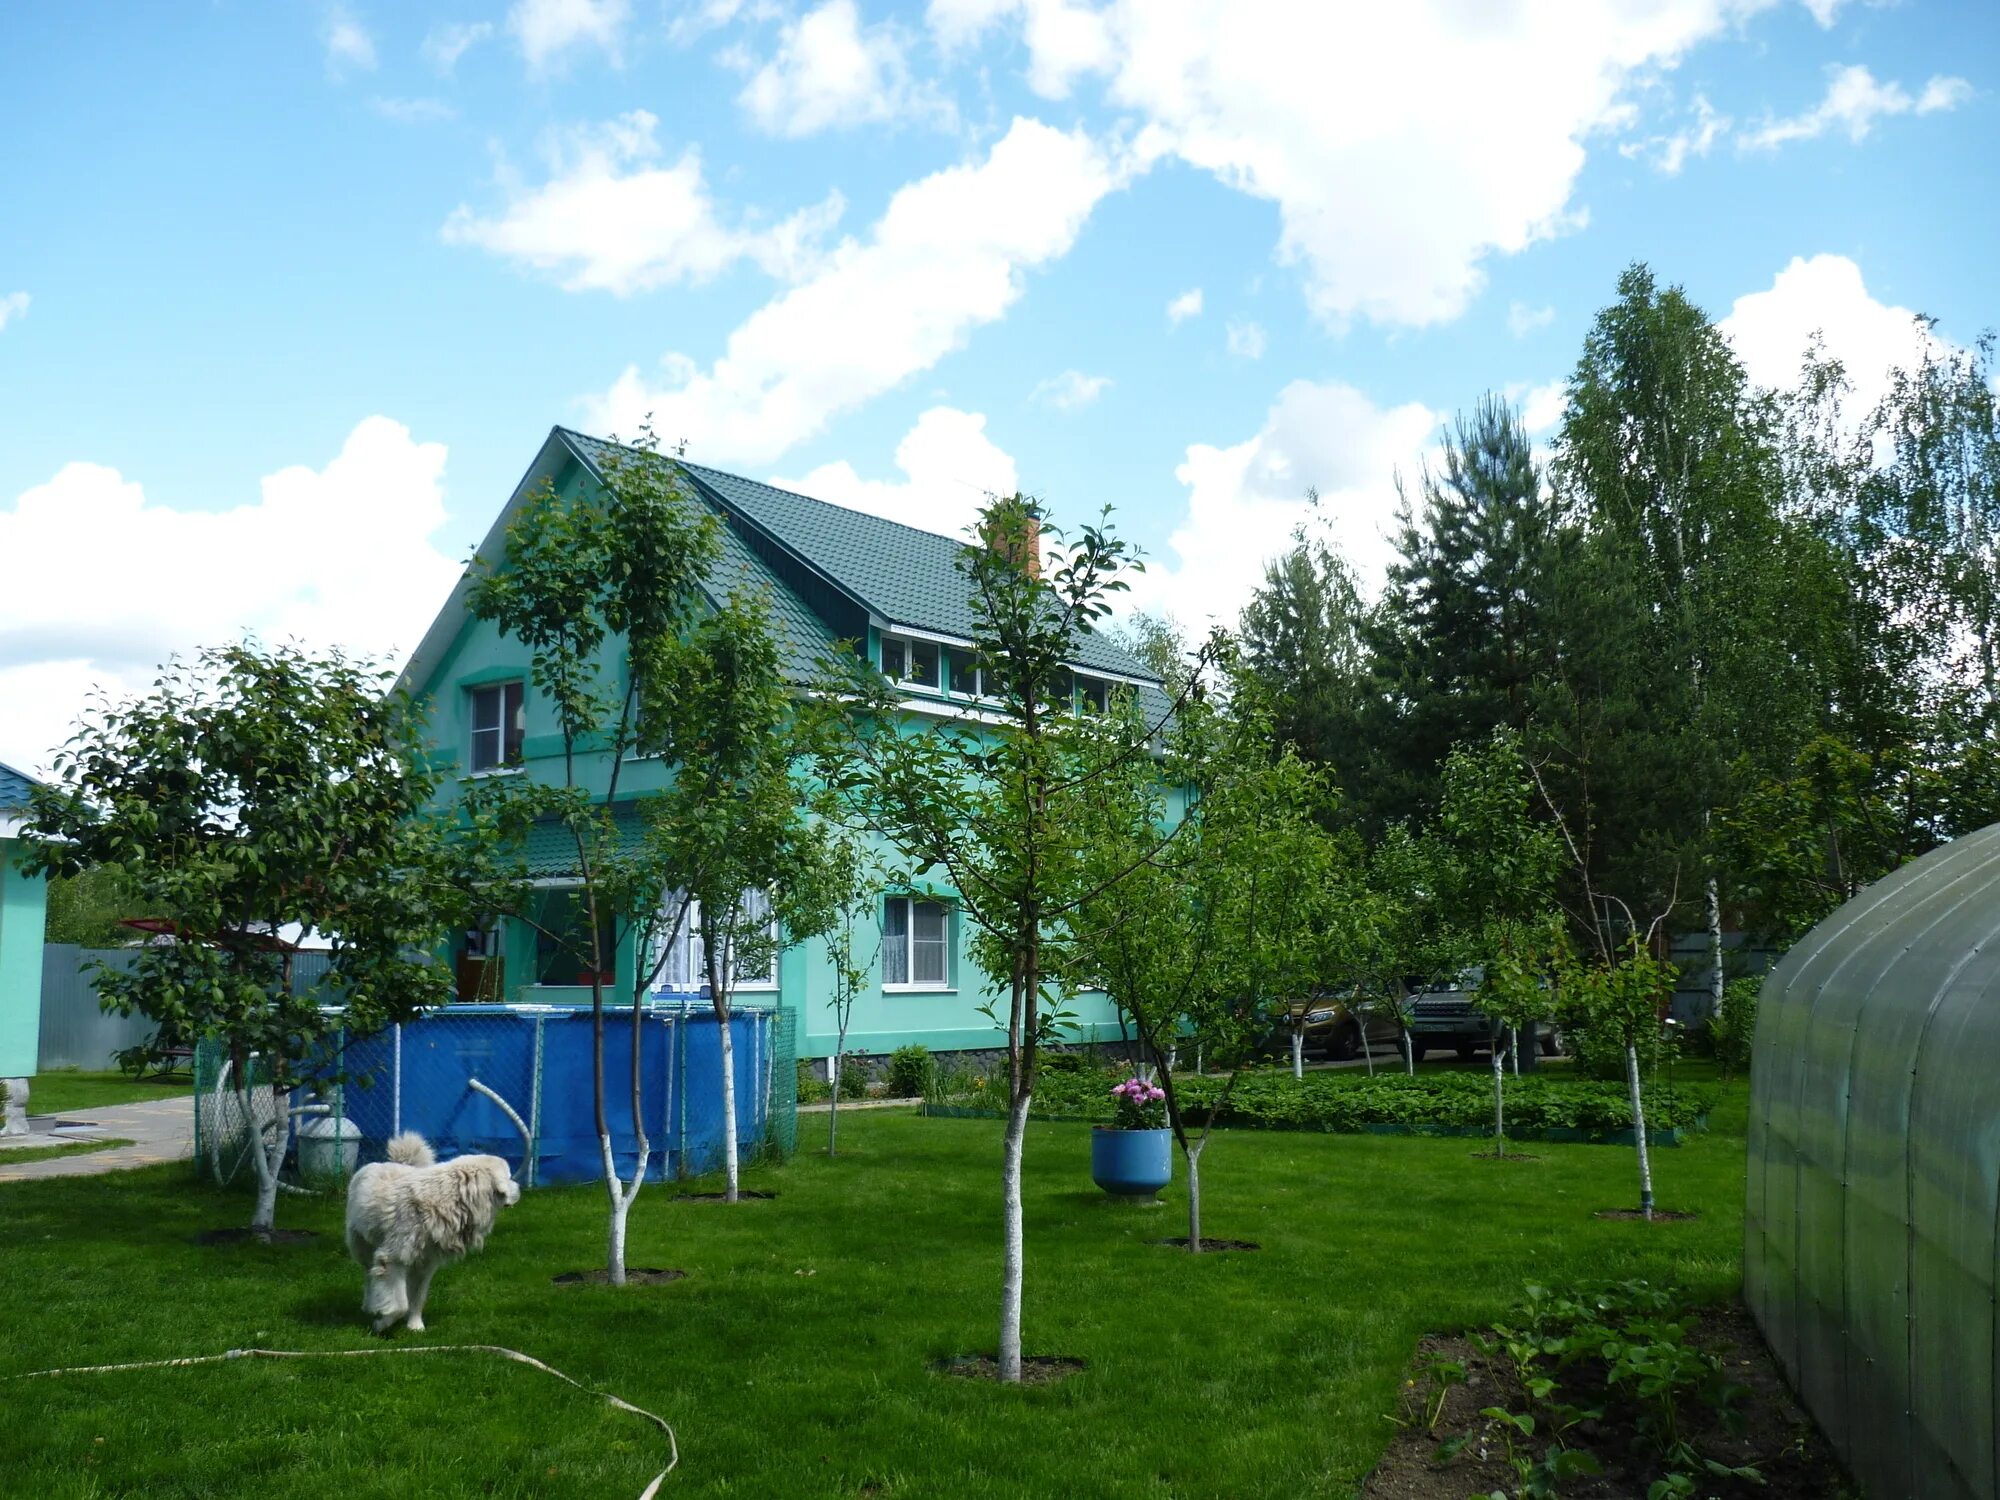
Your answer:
[0,760,43,813]
[557,429,1159,686]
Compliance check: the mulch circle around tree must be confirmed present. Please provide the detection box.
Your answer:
[552,1268,688,1286]
[1361,1302,1847,1500]
[1149,1236,1262,1252]
[672,1190,778,1202]
[1593,1207,1700,1222]
[195,1227,319,1246]
[1469,1150,1542,1162]
[930,1354,1087,1385]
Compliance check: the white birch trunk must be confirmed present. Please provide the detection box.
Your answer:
[1290,1030,1305,1080]
[1708,875,1725,1020]
[998,1089,1030,1381]
[1510,1029,1520,1077]
[1491,1044,1506,1158]
[247,1083,285,1234]
[601,1131,629,1286]
[1626,1043,1654,1220]
[718,1013,740,1203]
[1403,1029,1415,1076]
[1362,1027,1376,1077]
[1185,1137,1205,1253]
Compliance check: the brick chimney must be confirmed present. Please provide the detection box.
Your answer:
[981,496,1041,578]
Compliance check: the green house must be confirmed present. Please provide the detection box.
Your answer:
[0,761,50,1130]
[399,428,1166,1064]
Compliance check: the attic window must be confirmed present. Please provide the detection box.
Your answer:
[1076,675,1111,714]
[881,635,940,691]
[469,681,525,772]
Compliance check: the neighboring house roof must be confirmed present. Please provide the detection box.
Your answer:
[0,760,44,814]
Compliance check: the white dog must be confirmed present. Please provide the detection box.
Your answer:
[344,1132,520,1334]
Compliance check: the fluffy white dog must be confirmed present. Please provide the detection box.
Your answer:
[344,1132,520,1334]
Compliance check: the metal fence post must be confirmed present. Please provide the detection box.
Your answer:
[528,1012,545,1189]
[391,1022,402,1137]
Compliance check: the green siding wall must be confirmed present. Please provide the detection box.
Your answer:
[0,838,49,1077]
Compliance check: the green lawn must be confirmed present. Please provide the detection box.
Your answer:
[26,1070,191,1115]
[0,1080,1749,1499]
[0,1136,135,1165]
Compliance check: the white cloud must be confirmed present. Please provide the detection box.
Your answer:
[584,116,1124,466]
[1508,301,1555,338]
[773,406,1018,540]
[0,418,462,776]
[1226,319,1266,360]
[371,97,457,124]
[1516,379,1568,435]
[0,291,28,332]
[1166,287,1202,325]
[323,5,378,75]
[509,0,630,71]
[1620,92,1729,174]
[424,20,495,72]
[737,0,944,137]
[1124,380,1438,627]
[443,110,845,294]
[1740,64,1972,150]
[1801,0,1844,24]
[1721,253,1946,417]
[1030,369,1111,409]
[932,0,1775,328]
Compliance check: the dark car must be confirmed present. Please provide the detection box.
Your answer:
[1402,972,1560,1062]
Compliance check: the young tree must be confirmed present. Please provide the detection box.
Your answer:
[463,430,729,1283]
[1068,659,1311,1253]
[644,590,844,1202]
[817,829,883,1156]
[1565,941,1679,1220]
[821,494,1165,1377]
[1434,733,1565,1158]
[23,643,463,1237]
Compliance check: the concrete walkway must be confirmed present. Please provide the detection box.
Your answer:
[0,1096,196,1183]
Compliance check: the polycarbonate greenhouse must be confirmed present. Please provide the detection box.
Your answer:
[1745,822,2000,1500]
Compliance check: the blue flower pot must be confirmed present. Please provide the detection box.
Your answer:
[1091,1126,1173,1199]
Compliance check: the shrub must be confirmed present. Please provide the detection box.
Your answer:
[796,1060,830,1105]
[1037,1050,1090,1075]
[1710,978,1759,1081]
[886,1045,934,1099]
[837,1055,870,1100]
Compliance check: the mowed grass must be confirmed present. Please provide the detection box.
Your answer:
[0,1077,1749,1500]
[0,1135,136,1164]
[26,1069,191,1115]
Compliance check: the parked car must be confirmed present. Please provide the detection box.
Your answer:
[1402,971,1560,1062]
[1261,997,1405,1063]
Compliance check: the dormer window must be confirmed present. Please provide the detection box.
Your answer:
[1076,674,1111,714]
[881,635,940,691]
[947,647,987,699]
[469,681,525,772]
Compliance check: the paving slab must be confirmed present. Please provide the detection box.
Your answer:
[0,1096,195,1183]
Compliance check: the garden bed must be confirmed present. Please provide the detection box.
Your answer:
[1364,1289,1848,1500]
[927,1067,1716,1144]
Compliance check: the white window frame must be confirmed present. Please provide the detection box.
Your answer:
[468,680,525,774]
[1075,674,1111,714]
[880,634,943,694]
[651,889,780,993]
[882,894,953,992]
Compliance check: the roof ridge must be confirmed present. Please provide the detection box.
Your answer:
[554,426,980,551]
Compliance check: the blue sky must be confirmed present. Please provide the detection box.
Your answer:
[1,0,1994,771]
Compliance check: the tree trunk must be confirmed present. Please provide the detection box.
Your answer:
[828,1025,847,1156]
[1707,875,1725,1021]
[1362,1027,1375,1076]
[247,1083,284,1235]
[1290,1029,1304,1080]
[998,1087,1030,1382]
[1403,1028,1415,1076]
[1185,1136,1206,1253]
[718,1010,740,1202]
[1511,1029,1520,1077]
[1491,1043,1506,1159]
[1626,1043,1654,1220]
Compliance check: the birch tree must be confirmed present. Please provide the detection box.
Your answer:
[820,494,1170,1380]
[22,643,463,1238]
[464,430,728,1283]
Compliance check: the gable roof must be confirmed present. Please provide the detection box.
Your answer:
[557,429,1159,685]
[0,760,43,814]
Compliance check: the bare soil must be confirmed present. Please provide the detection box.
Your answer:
[1362,1302,1851,1500]
[673,1189,778,1202]
[552,1268,688,1286]
[1150,1236,1262,1252]
[194,1227,319,1245]
[1593,1207,1700,1222]
[931,1354,1087,1385]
